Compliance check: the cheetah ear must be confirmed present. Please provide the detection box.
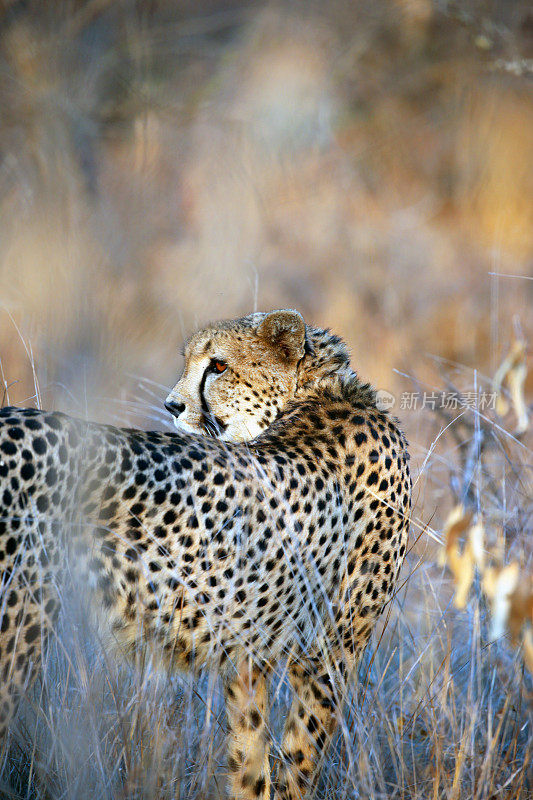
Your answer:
[258,309,307,361]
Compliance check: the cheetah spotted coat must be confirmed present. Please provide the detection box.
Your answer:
[0,311,411,799]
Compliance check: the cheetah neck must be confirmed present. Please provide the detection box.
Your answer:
[295,327,373,405]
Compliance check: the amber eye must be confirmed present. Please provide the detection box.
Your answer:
[211,359,227,374]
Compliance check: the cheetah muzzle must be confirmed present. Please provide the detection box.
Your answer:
[0,308,411,800]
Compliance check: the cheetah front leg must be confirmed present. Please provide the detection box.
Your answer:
[275,590,383,798]
[275,657,339,800]
[224,661,271,800]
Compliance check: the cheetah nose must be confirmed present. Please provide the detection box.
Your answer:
[165,400,185,418]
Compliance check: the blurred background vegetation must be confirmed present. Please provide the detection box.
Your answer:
[0,1,531,798]
[1,0,531,418]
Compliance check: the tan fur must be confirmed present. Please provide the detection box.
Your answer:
[0,309,411,798]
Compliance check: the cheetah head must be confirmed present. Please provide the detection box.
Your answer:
[165,309,311,443]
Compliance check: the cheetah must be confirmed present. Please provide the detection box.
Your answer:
[0,309,411,799]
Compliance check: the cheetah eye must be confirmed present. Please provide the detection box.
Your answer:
[210,359,227,374]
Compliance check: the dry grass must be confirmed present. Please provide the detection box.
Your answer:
[0,1,532,798]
